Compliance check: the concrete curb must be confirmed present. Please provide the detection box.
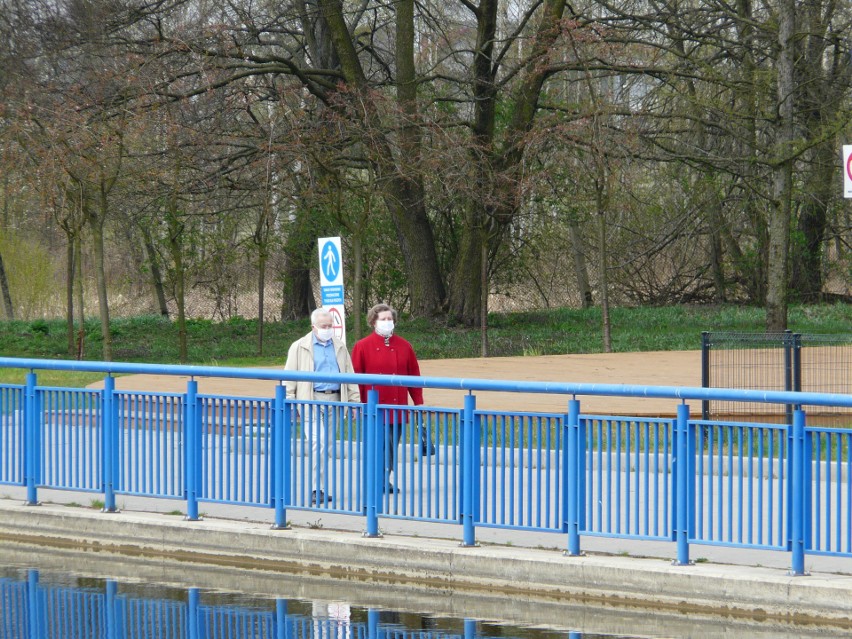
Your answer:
[1,499,851,629]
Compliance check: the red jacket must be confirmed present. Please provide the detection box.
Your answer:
[351,332,424,407]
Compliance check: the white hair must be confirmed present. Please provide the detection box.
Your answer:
[311,308,332,326]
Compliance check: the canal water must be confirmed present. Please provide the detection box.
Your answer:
[0,541,844,639]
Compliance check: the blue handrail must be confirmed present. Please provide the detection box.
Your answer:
[1,357,850,407]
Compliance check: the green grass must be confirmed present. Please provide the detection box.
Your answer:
[0,303,848,372]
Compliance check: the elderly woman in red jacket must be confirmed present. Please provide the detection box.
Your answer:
[352,303,427,493]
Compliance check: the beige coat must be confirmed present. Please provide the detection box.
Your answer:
[284,332,360,403]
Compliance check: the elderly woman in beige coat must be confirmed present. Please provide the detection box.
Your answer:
[285,309,360,505]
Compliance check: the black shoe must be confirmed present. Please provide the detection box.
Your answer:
[383,483,396,494]
[311,490,332,505]
[421,440,436,456]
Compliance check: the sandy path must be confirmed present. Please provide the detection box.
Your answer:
[99,350,703,417]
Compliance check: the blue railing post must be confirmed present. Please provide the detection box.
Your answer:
[275,600,289,639]
[26,569,42,639]
[803,414,813,552]
[24,372,39,506]
[185,380,201,521]
[701,331,711,420]
[106,580,118,639]
[565,398,582,556]
[673,402,691,565]
[102,376,119,512]
[461,393,477,547]
[367,609,379,639]
[789,407,808,576]
[578,407,587,533]
[365,389,380,537]
[188,587,200,639]
[272,384,289,529]
[283,394,293,516]
[464,618,476,639]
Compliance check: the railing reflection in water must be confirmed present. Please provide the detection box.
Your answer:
[0,570,583,639]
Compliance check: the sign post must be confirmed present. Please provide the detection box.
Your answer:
[843,145,852,198]
[318,237,347,342]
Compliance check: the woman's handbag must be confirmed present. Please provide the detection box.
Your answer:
[420,427,435,456]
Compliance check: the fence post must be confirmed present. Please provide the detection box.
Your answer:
[102,375,119,512]
[701,331,710,420]
[364,389,380,538]
[673,402,692,565]
[461,393,478,547]
[272,384,289,529]
[24,372,39,506]
[783,330,794,425]
[565,398,582,556]
[185,380,201,521]
[792,333,802,392]
[789,407,808,576]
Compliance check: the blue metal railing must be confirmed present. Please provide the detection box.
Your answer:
[1,356,851,574]
[583,415,674,541]
[0,384,23,485]
[691,419,789,550]
[117,390,185,500]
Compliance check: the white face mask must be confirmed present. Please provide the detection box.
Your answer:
[315,327,334,342]
[375,320,394,337]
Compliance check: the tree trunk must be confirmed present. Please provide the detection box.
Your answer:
[449,219,486,326]
[65,237,75,355]
[257,247,266,355]
[480,239,488,356]
[392,0,445,319]
[141,226,169,317]
[448,0,497,326]
[385,183,445,317]
[766,0,795,331]
[318,0,445,318]
[707,198,727,303]
[0,174,12,319]
[87,188,112,361]
[74,235,85,360]
[597,184,612,353]
[255,204,271,355]
[280,210,315,321]
[166,205,188,362]
[568,215,593,308]
[351,233,363,341]
[790,141,832,302]
[734,0,768,305]
[448,0,567,325]
[0,250,13,320]
[789,0,844,305]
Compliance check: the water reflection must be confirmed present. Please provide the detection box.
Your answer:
[0,542,843,639]
[0,568,604,639]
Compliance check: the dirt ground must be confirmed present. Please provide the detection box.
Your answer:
[103,350,704,417]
